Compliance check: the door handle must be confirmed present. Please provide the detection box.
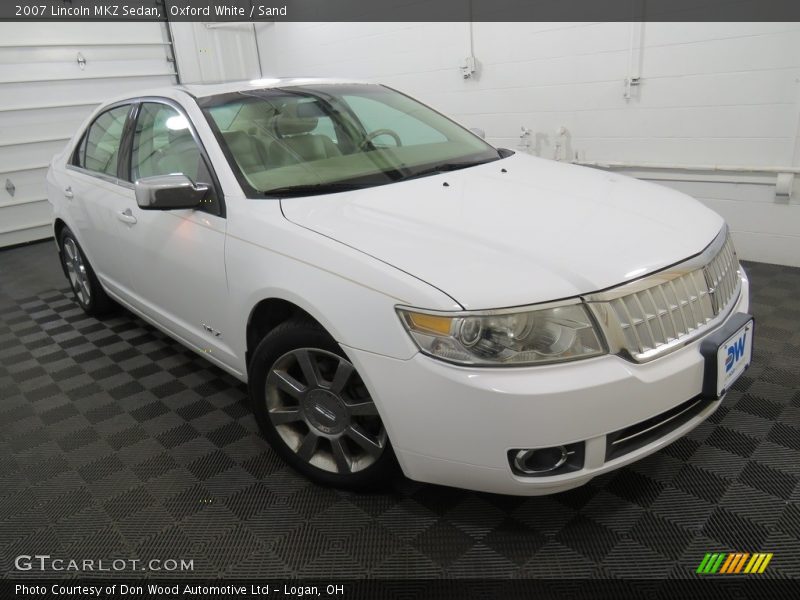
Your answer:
[63,186,74,199]
[118,208,138,225]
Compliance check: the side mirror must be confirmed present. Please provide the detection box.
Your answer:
[134,174,208,210]
[469,127,486,139]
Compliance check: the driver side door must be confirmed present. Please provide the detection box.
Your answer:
[119,100,238,373]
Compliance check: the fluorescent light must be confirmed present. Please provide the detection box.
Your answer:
[249,78,281,86]
[165,115,189,131]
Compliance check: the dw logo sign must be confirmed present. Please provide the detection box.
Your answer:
[725,332,748,373]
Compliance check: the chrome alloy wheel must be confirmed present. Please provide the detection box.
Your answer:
[265,348,387,474]
[63,237,91,305]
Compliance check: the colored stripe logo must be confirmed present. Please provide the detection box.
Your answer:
[696,552,773,574]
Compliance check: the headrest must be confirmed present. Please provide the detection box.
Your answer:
[223,130,253,151]
[274,103,319,136]
[295,101,326,118]
[238,101,276,121]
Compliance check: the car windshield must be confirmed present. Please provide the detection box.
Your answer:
[199,83,501,197]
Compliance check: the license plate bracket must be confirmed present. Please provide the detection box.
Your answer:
[700,313,754,399]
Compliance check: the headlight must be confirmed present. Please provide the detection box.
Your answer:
[397,303,606,366]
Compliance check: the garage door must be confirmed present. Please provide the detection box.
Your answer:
[0,22,178,248]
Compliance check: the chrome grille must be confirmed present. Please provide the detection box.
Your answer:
[610,269,714,353]
[591,232,741,362]
[703,233,739,312]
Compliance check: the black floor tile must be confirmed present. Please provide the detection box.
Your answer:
[0,243,798,579]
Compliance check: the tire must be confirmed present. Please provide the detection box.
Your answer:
[58,227,114,316]
[248,318,397,489]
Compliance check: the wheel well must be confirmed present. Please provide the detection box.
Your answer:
[53,219,69,278]
[54,219,67,245]
[246,298,318,370]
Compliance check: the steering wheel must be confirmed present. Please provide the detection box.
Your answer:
[359,128,402,149]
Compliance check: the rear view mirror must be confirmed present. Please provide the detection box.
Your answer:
[135,174,208,210]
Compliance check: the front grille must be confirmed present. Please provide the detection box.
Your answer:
[607,234,740,361]
[704,234,740,311]
[605,395,715,461]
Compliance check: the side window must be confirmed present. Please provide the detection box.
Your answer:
[131,102,219,214]
[73,133,88,168]
[343,95,446,146]
[78,105,130,176]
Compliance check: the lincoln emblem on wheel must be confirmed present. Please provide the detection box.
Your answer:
[47,79,752,494]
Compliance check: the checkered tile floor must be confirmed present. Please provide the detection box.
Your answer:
[1,242,798,579]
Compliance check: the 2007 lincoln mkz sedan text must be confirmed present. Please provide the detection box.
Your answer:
[46,79,753,495]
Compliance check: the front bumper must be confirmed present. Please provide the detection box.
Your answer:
[345,275,750,496]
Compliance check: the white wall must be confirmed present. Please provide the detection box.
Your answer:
[169,22,263,84]
[0,22,176,247]
[257,22,800,267]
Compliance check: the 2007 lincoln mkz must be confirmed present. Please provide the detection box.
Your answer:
[47,79,753,495]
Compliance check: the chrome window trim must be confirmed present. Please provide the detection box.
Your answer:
[66,165,134,189]
[65,94,226,217]
[66,100,135,186]
[128,96,226,218]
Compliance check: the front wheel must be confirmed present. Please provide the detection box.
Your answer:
[248,319,396,489]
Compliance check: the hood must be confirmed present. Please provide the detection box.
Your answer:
[280,153,724,310]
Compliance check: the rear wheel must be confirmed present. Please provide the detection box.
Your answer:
[59,228,114,316]
[249,319,396,489]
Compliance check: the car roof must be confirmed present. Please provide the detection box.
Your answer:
[96,77,377,109]
[178,77,374,98]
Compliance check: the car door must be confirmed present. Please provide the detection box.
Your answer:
[120,99,236,370]
[64,103,137,297]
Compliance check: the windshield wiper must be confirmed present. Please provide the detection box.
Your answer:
[263,157,502,196]
[399,158,499,182]
[263,182,366,197]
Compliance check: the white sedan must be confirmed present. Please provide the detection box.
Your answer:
[46,79,753,495]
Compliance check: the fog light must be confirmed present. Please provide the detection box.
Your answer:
[509,442,585,477]
[513,446,567,473]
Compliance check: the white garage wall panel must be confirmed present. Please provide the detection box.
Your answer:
[0,23,177,248]
[257,22,800,267]
[169,23,263,84]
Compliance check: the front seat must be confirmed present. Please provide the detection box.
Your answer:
[222,131,270,176]
[157,127,204,181]
[268,103,341,167]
